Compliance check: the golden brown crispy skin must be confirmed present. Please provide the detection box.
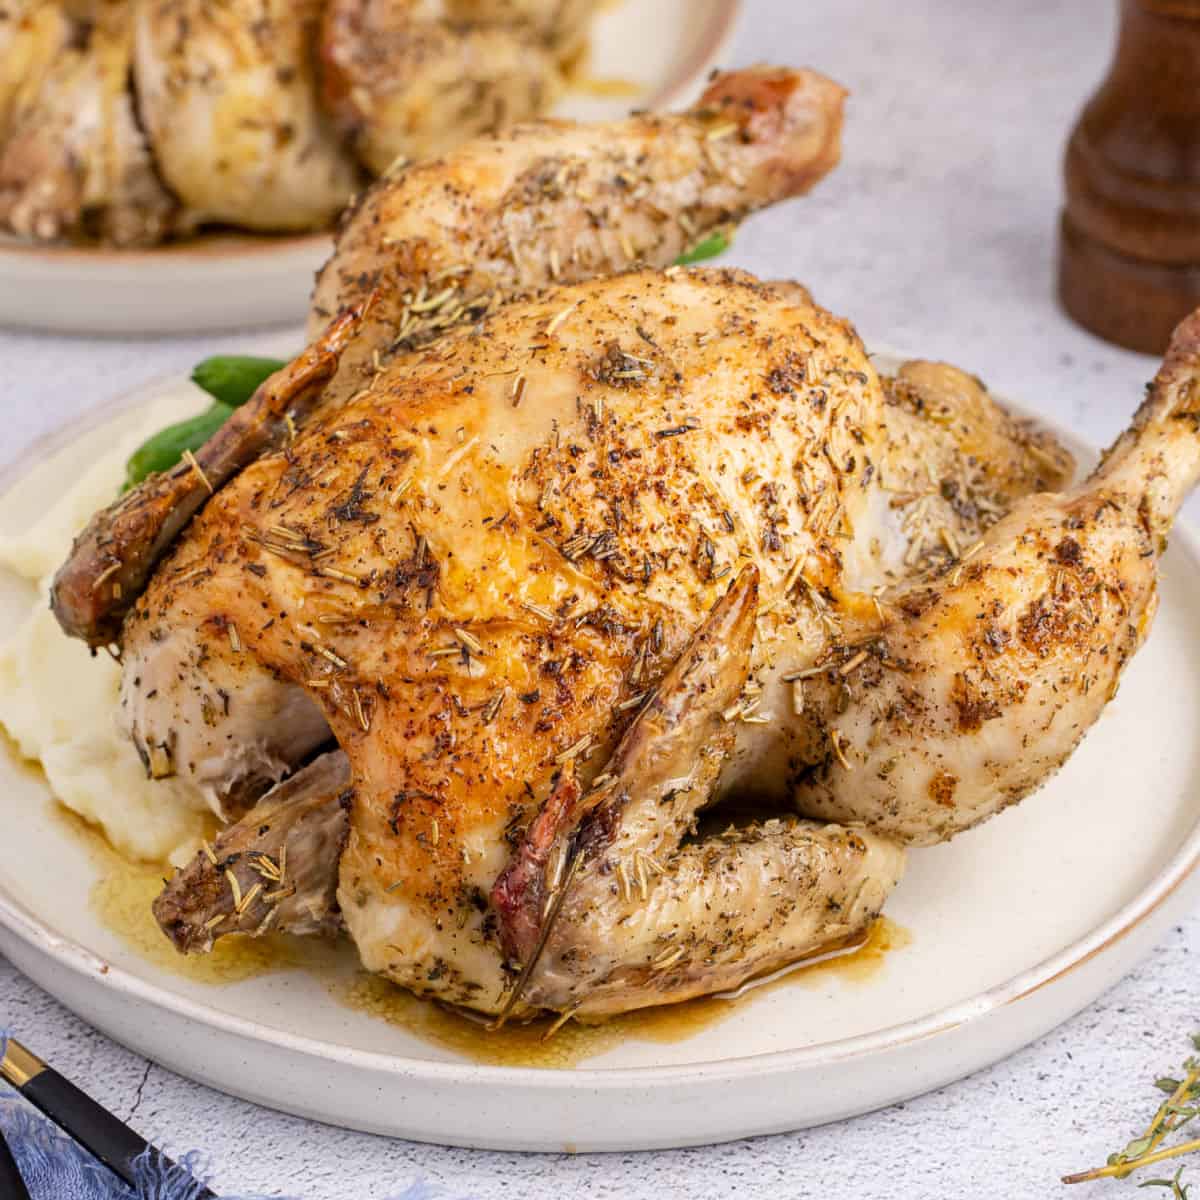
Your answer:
[53,66,846,647]
[50,304,368,648]
[492,565,763,977]
[2,0,604,245]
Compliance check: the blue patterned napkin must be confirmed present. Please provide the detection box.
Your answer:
[0,1029,469,1199]
[0,1095,225,1200]
[0,1028,464,1200]
[0,1098,462,1200]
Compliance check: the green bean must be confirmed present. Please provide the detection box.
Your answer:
[674,229,732,266]
[121,352,290,490]
[123,402,234,490]
[190,355,287,408]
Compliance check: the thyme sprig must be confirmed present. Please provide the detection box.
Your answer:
[1064,1034,1200,1189]
[1138,1167,1191,1198]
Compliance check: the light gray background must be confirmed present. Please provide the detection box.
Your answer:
[2,1,1197,1196]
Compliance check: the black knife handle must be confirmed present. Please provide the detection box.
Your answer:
[20,1067,215,1198]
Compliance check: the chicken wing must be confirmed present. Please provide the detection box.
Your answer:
[154,749,351,952]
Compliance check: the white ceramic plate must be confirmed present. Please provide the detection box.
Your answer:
[1,355,1199,1152]
[0,0,742,337]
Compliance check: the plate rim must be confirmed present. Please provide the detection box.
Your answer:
[0,230,330,266]
[0,0,743,270]
[1,349,1197,1089]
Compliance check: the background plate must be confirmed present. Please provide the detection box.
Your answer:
[0,0,742,337]
[1,354,1198,1151]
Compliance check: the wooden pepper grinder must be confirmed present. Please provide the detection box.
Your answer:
[1059,0,1200,354]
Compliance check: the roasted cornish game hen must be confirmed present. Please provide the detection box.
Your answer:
[0,0,606,243]
[49,65,1200,1021]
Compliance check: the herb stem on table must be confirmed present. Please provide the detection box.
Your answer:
[1064,1035,1200,1192]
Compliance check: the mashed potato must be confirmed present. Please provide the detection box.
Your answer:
[0,393,214,864]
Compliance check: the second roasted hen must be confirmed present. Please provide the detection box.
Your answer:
[0,0,605,243]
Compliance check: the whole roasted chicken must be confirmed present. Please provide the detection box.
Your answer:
[51,66,1199,1022]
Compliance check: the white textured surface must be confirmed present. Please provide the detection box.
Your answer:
[2,0,1199,1195]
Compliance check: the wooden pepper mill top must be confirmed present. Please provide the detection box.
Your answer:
[1059,0,1200,354]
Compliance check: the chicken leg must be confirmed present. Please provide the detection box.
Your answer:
[793,310,1200,844]
[308,63,848,360]
[494,566,905,1018]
